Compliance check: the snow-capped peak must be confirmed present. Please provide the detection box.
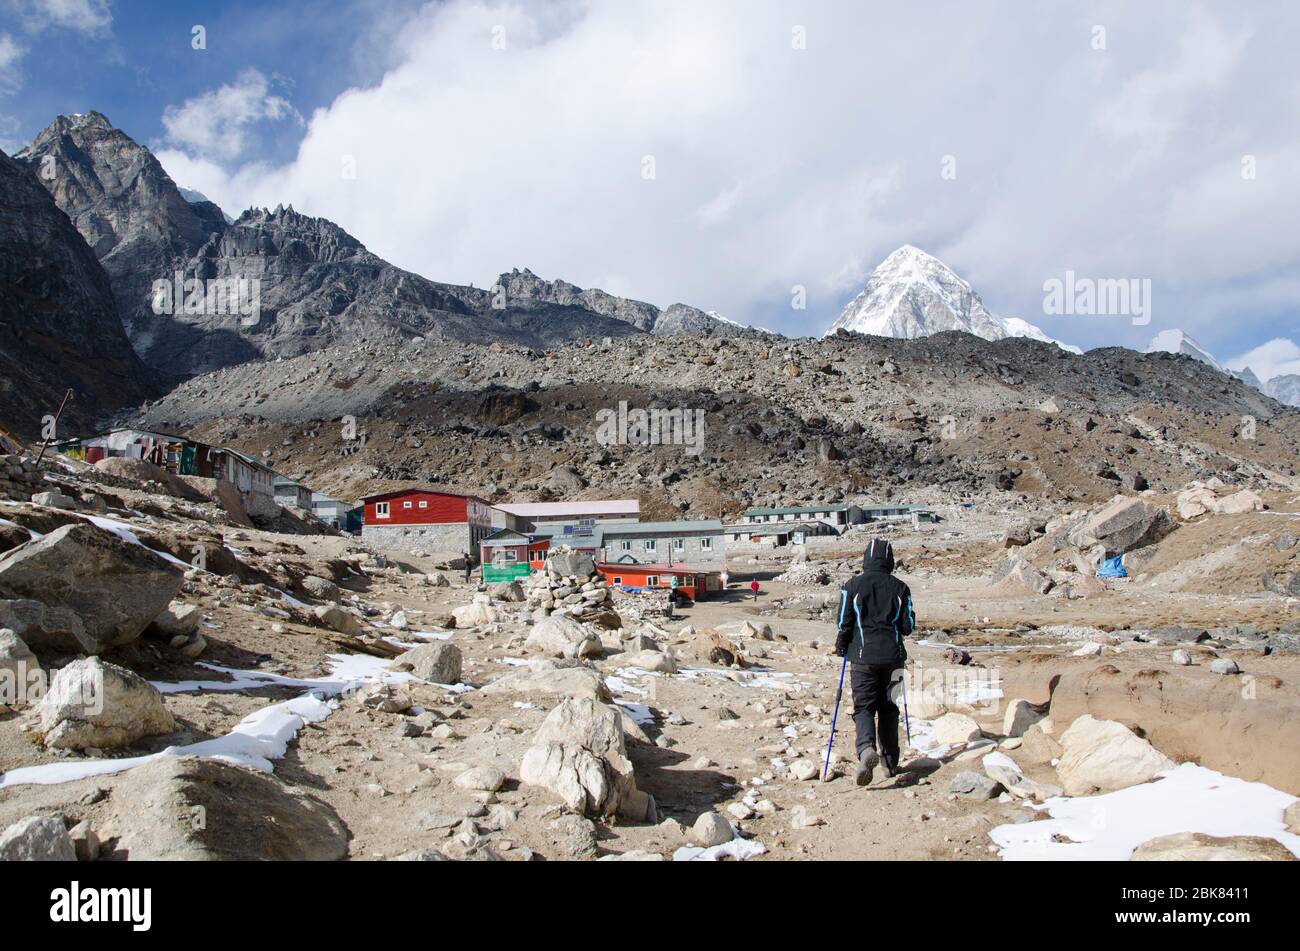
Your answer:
[825,245,1080,353]
[1144,329,1224,372]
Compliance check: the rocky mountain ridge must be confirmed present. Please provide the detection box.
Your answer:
[14,113,751,383]
[0,148,154,439]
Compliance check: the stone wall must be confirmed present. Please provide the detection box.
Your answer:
[362,522,471,556]
[0,455,40,500]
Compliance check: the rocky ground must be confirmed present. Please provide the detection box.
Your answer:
[128,331,1300,518]
[1,453,1297,862]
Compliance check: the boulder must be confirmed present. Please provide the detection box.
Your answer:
[1215,490,1264,515]
[519,697,638,817]
[425,572,450,587]
[453,765,506,792]
[690,811,734,847]
[525,615,602,659]
[1176,484,1218,520]
[0,815,75,861]
[98,756,348,860]
[0,598,87,652]
[618,649,677,673]
[300,575,341,603]
[392,642,463,685]
[548,551,595,579]
[1018,723,1063,765]
[481,666,611,702]
[1055,714,1175,796]
[31,491,75,510]
[38,657,176,750]
[989,557,1053,595]
[0,628,40,707]
[452,601,499,628]
[981,751,1061,802]
[1209,658,1240,675]
[932,712,983,745]
[1284,801,1300,835]
[0,523,183,653]
[489,580,526,602]
[313,604,362,636]
[1002,699,1043,738]
[949,770,1002,799]
[1067,497,1172,557]
[1131,832,1296,862]
[150,600,201,638]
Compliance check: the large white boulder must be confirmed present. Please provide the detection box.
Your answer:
[0,816,76,861]
[38,656,176,750]
[519,698,637,817]
[525,615,602,659]
[452,601,499,628]
[1055,714,1175,796]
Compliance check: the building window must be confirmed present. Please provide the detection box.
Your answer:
[701,537,713,551]
[376,502,390,518]
[644,539,657,552]
[672,538,684,551]
[403,501,413,508]
[611,576,622,585]
[621,540,632,551]
[419,500,428,508]
[503,551,518,562]
[646,576,658,587]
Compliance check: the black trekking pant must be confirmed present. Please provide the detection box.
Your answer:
[850,663,902,765]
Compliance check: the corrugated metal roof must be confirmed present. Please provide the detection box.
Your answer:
[601,519,723,534]
[743,504,850,517]
[496,500,640,517]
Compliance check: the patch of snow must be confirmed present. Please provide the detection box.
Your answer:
[990,763,1300,861]
[0,654,408,790]
[616,701,655,725]
[673,834,768,862]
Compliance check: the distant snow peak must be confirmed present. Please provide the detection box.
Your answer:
[1145,329,1225,373]
[826,245,1080,353]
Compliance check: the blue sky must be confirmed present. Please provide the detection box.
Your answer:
[2,1,1297,379]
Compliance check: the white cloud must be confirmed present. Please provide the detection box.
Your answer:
[0,33,23,95]
[161,69,301,163]
[1226,338,1300,383]
[154,0,1300,345]
[8,0,112,35]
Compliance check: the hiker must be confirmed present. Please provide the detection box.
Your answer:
[665,580,676,619]
[463,555,472,584]
[834,538,914,786]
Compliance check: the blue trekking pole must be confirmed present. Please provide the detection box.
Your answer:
[822,652,849,781]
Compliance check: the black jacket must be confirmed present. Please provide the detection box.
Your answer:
[835,539,913,667]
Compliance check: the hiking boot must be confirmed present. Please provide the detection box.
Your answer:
[855,748,879,787]
[881,755,898,778]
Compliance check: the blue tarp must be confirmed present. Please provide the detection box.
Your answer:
[1097,555,1127,579]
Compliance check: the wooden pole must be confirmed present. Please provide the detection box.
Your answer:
[34,389,74,468]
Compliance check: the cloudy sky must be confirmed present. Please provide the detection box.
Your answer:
[2,0,1297,378]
